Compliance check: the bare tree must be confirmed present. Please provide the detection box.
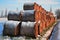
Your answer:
[1,11,3,18]
[5,8,7,17]
[55,9,60,19]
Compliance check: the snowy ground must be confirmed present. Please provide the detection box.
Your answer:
[0,18,7,21]
[49,21,60,40]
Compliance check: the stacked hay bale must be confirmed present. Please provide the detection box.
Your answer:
[3,21,21,36]
[8,11,22,21]
[20,22,36,37]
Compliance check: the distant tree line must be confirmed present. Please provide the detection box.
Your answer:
[0,9,8,18]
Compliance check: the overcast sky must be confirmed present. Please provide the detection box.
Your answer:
[0,0,60,14]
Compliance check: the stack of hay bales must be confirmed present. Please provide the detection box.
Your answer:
[3,11,22,36]
[23,2,56,36]
[3,2,56,38]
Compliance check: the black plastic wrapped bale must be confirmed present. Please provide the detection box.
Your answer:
[23,3,34,10]
[3,21,21,36]
[20,22,37,37]
[21,10,35,22]
[8,11,22,21]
